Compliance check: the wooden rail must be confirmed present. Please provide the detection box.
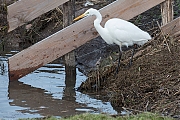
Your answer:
[8,0,168,80]
[7,0,68,32]
[162,16,180,36]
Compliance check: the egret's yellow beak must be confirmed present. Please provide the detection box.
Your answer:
[73,13,86,21]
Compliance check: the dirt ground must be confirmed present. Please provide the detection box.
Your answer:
[78,31,180,118]
[106,34,180,117]
[1,0,180,119]
[76,1,180,118]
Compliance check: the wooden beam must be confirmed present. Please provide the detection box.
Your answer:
[7,0,68,32]
[161,16,180,36]
[8,0,165,80]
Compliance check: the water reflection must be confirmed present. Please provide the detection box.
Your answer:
[8,81,85,117]
[0,54,117,119]
[0,56,6,75]
[63,65,76,101]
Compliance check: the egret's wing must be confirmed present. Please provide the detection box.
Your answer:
[105,18,151,45]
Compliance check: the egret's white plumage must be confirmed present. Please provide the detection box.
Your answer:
[74,8,151,51]
[74,8,151,75]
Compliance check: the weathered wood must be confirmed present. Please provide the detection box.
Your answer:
[161,0,174,25]
[8,0,165,80]
[161,16,180,36]
[63,0,76,67]
[7,0,68,32]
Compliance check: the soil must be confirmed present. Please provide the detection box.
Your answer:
[1,0,180,119]
[76,0,180,118]
[78,32,180,118]
[106,35,180,118]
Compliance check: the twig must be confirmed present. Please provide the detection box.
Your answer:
[56,7,63,15]
[121,93,125,105]
[145,101,149,111]
[174,89,180,96]
[156,21,171,53]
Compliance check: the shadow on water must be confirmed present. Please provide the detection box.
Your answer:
[0,52,118,119]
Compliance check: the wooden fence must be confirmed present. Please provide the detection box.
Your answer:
[7,0,179,80]
[7,0,68,32]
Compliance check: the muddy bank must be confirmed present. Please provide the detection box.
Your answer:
[78,25,180,118]
[108,36,180,117]
[75,0,180,118]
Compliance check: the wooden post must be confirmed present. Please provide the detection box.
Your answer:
[62,1,76,100]
[161,0,174,25]
[62,0,76,67]
[62,0,76,84]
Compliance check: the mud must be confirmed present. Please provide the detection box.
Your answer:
[111,36,180,117]
[78,28,180,118]
[75,0,180,118]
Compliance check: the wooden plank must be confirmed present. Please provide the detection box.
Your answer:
[7,0,68,32]
[161,16,180,36]
[8,0,165,80]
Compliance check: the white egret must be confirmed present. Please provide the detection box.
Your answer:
[74,8,151,75]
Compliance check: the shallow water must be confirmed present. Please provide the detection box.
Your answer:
[0,53,118,119]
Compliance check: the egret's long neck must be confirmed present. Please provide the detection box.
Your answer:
[92,10,112,44]
[93,11,105,34]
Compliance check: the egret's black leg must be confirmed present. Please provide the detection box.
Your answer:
[129,44,138,67]
[116,51,122,73]
[114,47,122,78]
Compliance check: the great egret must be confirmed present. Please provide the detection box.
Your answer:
[74,8,151,75]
